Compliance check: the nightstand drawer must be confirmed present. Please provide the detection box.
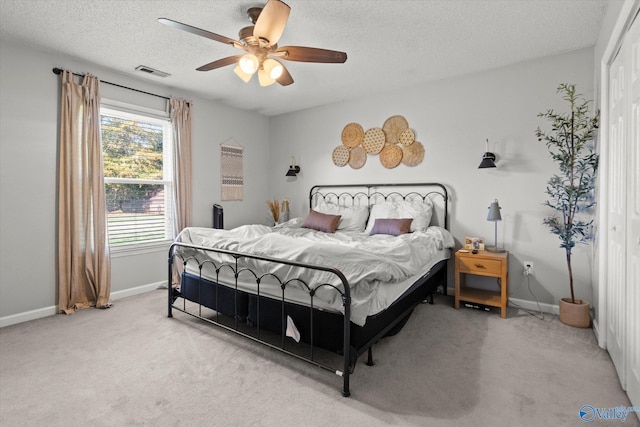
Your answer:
[457,257,502,275]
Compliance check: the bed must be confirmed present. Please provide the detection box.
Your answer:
[168,183,453,396]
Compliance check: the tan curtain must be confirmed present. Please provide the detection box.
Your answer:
[169,98,192,286]
[57,70,111,314]
[169,97,193,235]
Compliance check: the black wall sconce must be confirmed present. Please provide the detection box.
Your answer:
[478,138,497,169]
[286,156,301,176]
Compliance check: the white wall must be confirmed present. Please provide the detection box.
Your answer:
[0,38,597,321]
[268,48,596,307]
[0,40,270,320]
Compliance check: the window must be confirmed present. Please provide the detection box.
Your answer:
[100,106,173,247]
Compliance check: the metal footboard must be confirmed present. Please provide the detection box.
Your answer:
[168,241,354,397]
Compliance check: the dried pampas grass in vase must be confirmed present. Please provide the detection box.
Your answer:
[266,198,279,225]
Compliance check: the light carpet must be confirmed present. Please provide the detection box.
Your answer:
[0,289,636,426]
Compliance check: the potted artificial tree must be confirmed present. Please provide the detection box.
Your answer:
[535,83,599,328]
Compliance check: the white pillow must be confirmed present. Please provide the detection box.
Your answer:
[365,199,433,233]
[314,201,370,232]
[398,199,433,231]
[365,202,396,233]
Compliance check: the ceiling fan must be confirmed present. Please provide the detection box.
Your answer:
[159,0,347,87]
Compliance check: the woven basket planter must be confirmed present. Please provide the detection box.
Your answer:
[558,298,591,328]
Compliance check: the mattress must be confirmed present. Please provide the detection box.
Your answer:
[175,223,454,326]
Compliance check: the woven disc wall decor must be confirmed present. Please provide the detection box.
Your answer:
[341,123,364,148]
[332,145,350,167]
[362,127,386,154]
[398,128,415,146]
[401,140,425,166]
[379,144,403,169]
[349,146,367,169]
[382,115,409,144]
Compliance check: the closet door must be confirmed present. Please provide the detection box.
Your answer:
[625,13,639,409]
[607,32,627,389]
[607,12,640,410]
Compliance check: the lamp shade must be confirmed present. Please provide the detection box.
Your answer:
[285,165,300,176]
[258,68,276,86]
[478,153,497,168]
[263,58,284,79]
[487,199,502,221]
[233,64,253,83]
[486,199,505,252]
[478,138,497,168]
[285,156,300,176]
[238,54,259,74]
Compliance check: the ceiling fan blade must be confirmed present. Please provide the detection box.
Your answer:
[158,18,239,47]
[276,62,294,86]
[196,55,242,71]
[253,0,291,45]
[276,46,347,63]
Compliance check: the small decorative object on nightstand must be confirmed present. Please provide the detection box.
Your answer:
[455,249,509,318]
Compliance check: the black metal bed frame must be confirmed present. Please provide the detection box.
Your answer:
[309,183,449,230]
[167,183,449,397]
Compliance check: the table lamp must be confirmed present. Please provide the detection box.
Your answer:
[486,199,505,252]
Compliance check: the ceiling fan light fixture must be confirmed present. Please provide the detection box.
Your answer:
[258,68,276,86]
[263,58,283,79]
[159,0,347,88]
[238,54,259,74]
[233,64,253,82]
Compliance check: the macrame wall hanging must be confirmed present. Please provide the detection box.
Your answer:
[220,139,244,201]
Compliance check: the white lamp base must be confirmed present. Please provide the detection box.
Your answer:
[486,246,506,253]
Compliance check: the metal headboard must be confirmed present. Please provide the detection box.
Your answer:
[309,183,449,230]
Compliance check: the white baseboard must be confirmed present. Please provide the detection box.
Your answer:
[0,306,57,328]
[508,297,559,315]
[444,287,559,315]
[0,281,166,328]
[592,319,606,348]
[110,281,166,300]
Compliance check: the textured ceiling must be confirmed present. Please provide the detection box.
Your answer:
[0,0,608,116]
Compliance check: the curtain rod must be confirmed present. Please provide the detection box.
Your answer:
[52,67,175,102]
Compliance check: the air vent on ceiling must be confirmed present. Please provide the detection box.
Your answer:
[135,65,170,78]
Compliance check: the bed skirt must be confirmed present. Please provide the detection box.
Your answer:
[176,259,446,358]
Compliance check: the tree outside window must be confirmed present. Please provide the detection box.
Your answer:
[101,107,173,246]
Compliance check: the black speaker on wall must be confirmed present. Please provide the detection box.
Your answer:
[213,204,223,229]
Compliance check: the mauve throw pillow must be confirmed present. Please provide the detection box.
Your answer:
[369,218,413,236]
[302,209,342,233]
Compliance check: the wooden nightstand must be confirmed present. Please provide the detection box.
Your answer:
[455,250,509,318]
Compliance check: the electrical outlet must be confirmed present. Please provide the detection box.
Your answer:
[524,261,534,276]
